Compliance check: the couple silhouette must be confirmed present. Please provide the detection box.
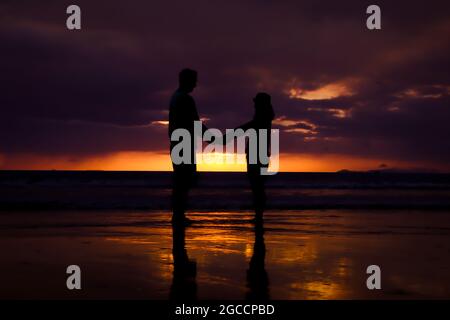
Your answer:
[168,68,272,300]
[169,68,275,226]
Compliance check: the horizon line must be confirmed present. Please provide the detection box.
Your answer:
[0,169,449,174]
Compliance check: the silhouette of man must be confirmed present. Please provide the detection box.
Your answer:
[169,68,206,225]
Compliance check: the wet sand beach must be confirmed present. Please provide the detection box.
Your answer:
[1,210,450,299]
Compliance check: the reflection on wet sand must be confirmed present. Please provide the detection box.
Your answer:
[246,221,269,300]
[1,210,450,299]
[170,223,197,301]
[168,219,271,301]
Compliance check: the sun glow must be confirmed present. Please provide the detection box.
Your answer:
[196,152,247,172]
[0,151,440,172]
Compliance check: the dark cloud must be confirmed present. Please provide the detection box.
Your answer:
[0,0,449,169]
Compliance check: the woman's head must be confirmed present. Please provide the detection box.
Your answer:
[253,92,275,122]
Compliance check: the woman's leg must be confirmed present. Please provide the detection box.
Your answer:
[248,165,266,219]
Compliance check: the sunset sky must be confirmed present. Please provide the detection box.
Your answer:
[1,0,449,172]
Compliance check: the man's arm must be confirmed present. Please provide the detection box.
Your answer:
[191,97,209,134]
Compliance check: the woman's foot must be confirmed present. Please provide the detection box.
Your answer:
[171,215,193,226]
[251,212,263,225]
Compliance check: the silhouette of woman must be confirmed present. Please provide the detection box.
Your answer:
[228,92,275,221]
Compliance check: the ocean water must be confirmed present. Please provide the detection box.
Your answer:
[0,171,450,210]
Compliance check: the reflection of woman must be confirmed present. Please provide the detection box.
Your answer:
[169,224,197,300]
[246,221,269,300]
[233,92,275,221]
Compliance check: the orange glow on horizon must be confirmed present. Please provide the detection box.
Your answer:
[0,151,441,172]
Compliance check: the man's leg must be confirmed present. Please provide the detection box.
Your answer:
[172,168,188,219]
[172,164,196,223]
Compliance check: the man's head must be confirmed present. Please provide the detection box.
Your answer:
[178,68,197,93]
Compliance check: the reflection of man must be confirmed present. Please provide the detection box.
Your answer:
[169,224,197,300]
[169,68,206,225]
